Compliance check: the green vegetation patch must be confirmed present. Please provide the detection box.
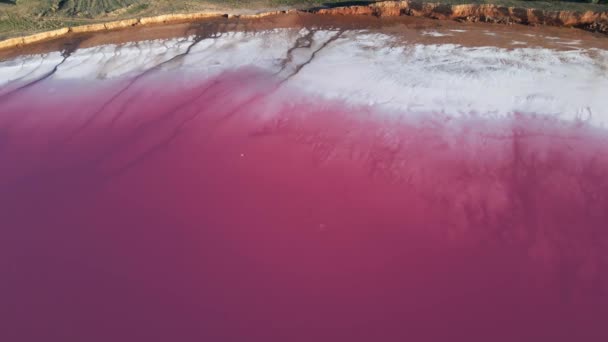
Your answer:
[47,0,141,17]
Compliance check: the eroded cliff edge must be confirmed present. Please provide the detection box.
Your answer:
[312,1,608,34]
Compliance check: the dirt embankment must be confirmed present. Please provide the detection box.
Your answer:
[312,1,608,34]
[0,10,293,50]
[1,1,607,51]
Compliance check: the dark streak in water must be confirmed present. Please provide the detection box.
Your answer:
[103,81,220,181]
[281,30,344,83]
[35,22,230,165]
[0,39,83,102]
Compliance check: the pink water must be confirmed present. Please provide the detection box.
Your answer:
[1,69,607,341]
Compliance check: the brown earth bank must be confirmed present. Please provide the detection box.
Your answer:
[0,1,607,53]
[0,10,293,50]
[2,11,608,61]
[312,1,608,33]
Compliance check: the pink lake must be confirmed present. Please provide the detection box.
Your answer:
[1,15,608,342]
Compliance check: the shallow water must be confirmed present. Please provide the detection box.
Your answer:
[1,14,608,342]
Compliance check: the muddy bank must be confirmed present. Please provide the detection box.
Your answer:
[0,1,607,52]
[313,1,608,34]
[0,10,294,51]
[2,11,608,61]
